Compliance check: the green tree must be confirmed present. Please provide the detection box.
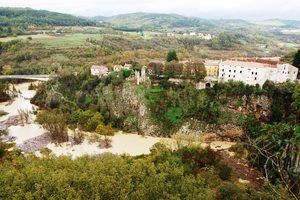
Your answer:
[185,62,207,81]
[0,129,8,158]
[87,112,104,132]
[121,69,132,78]
[248,123,300,198]
[292,49,300,69]
[36,110,68,143]
[292,85,300,122]
[164,61,183,78]
[0,81,10,102]
[166,50,178,62]
[95,124,115,148]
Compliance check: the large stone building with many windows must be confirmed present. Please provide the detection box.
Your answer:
[218,60,298,86]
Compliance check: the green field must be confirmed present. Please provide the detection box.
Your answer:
[0,33,105,48]
[32,33,104,48]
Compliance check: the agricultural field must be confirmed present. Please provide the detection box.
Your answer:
[31,33,103,48]
[0,34,54,42]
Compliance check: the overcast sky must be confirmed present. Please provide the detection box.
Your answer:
[1,0,300,20]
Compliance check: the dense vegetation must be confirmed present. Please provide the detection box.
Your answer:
[0,145,281,199]
[97,12,214,31]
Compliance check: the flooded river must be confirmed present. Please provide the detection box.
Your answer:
[0,82,165,158]
[0,82,235,159]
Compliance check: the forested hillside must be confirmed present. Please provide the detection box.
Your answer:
[0,7,96,27]
[94,12,214,30]
[0,7,97,37]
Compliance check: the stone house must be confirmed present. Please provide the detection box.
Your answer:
[90,65,109,77]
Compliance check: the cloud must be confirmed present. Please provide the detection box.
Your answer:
[0,0,300,20]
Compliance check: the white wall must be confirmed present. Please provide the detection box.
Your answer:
[219,64,268,85]
[218,63,298,86]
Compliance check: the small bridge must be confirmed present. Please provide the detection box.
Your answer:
[0,75,56,81]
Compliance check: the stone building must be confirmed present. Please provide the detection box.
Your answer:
[90,65,109,77]
[204,60,220,77]
[218,60,298,86]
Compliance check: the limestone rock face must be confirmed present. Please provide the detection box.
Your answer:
[102,82,159,136]
[247,95,272,122]
[238,95,272,122]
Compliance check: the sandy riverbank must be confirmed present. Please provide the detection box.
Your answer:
[46,132,167,158]
[0,82,46,145]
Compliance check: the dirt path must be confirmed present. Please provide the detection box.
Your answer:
[217,150,265,188]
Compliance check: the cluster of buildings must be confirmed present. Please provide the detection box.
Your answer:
[91,58,299,88]
[205,58,298,86]
[166,32,214,40]
[90,63,147,85]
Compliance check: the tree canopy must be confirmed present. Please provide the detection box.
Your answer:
[292,49,300,70]
[166,50,178,62]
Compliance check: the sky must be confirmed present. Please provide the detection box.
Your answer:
[1,0,300,20]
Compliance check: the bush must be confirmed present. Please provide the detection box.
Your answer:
[181,147,217,173]
[36,110,68,143]
[87,112,104,132]
[217,163,232,181]
[217,183,244,200]
[73,129,85,145]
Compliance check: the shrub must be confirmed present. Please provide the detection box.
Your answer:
[36,110,68,143]
[217,183,243,200]
[217,163,232,181]
[87,112,104,132]
[73,129,85,145]
[95,124,115,148]
[181,147,217,173]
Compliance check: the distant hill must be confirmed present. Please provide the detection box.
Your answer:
[92,12,263,33]
[93,12,215,30]
[0,7,97,27]
[254,19,300,28]
[92,16,108,21]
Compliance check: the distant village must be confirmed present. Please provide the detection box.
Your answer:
[91,57,299,89]
[166,32,214,40]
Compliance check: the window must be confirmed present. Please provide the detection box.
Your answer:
[222,69,224,72]
[233,75,235,78]
[240,71,242,73]
[229,75,231,78]
[251,72,254,75]
[254,77,257,80]
[234,70,236,73]
[255,72,257,75]
[229,70,231,72]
